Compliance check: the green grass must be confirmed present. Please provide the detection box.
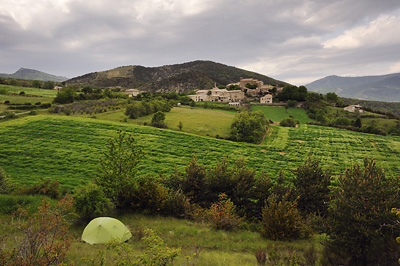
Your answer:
[1,115,400,190]
[65,213,322,265]
[0,84,58,97]
[93,106,235,137]
[251,105,312,124]
[0,84,55,106]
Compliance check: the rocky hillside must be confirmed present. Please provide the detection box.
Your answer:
[65,60,288,93]
[306,73,400,102]
[0,68,68,82]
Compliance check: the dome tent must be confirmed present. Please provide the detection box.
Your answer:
[81,217,132,245]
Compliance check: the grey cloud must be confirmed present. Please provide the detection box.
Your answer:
[0,0,400,83]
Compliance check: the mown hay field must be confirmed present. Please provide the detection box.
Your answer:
[1,115,400,189]
[251,105,312,124]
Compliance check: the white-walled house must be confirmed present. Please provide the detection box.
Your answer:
[260,94,273,104]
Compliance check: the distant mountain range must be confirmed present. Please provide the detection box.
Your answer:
[66,60,288,93]
[306,73,400,102]
[0,68,68,82]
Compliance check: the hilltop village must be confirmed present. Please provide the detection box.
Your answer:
[186,77,282,105]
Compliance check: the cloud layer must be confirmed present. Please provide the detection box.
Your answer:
[1,0,400,84]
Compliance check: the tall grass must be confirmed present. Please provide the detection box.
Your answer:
[1,115,400,189]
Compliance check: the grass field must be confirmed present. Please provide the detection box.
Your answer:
[1,115,400,189]
[251,105,312,124]
[79,106,235,137]
[0,84,56,106]
[0,84,58,97]
[64,213,323,265]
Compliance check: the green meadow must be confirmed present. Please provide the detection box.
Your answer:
[0,84,56,105]
[82,106,235,137]
[251,105,312,124]
[1,115,400,189]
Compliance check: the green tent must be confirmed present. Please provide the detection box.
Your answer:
[81,217,132,244]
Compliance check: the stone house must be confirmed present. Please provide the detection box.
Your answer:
[260,94,273,104]
[344,105,364,113]
[124,89,141,97]
[188,87,244,103]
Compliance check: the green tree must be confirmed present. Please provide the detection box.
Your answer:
[42,81,55,90]
[261,193,305,241]
[151,111,166,126]
[53,87,76,104]
[230,110,268,143]
[326,92,338,103]
[125,101,144,119]
[280,117,298,127]
[354,117,362,128]
[32,80,42,88]
[287,100,298,108]
[95,129,145,206]
[292,157,331,216]
[323,158,400,265]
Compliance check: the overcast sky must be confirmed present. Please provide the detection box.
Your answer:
[1,0,400,85]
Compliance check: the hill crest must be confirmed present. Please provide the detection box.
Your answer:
[0,68,68,82]
[306,73,400,102]
[65,60,288,93]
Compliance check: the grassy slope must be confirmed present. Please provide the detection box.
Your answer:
[1,115,400,189]
[0,84,56,105]
[251,105,312,124]
[65,213,322,265]
[82,106,235,137]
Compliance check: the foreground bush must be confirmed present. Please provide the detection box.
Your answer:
[0,196,75,265]
[323,158,400,265]
[261,193,306,241]
[208,193,244,231]
[111,229,180,266]
[73,182,114,220]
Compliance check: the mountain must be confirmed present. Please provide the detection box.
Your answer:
[0,68,68,82]
[305,73,400,102]
[65,60,288,93]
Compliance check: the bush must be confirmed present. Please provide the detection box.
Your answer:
[323,158,400,265]
[0,195,45,215]
[261,193,306,240]
[111,229,180,266]
[208,193,244,231]
[0,196,75,265]
[73,182,114,220]
[332,117,351,126]
[292,157,332,217]
[15,177,61,199]
[162,189,191,219]
[280,117,298,127]
[126,175,168,213]
[0,167,13,194]
[230,110,268,143]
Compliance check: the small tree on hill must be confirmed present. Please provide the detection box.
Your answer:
[151,111,166,127]
[230,110,268,144]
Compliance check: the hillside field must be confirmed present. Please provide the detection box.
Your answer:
[1,115,400,189]
[251,105,312,124]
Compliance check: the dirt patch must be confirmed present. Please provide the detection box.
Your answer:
[293,140,305,143]
[261,149,267,152]
[370,142,378,148]
[278,151,286,156]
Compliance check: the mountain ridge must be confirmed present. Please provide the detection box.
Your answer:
[65,60,289,93]
[306,73,400,102]
[0,68,68,82]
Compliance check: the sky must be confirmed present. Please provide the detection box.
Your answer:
[1,0,400,85]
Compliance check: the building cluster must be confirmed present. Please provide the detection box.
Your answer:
[188,77,280,104]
